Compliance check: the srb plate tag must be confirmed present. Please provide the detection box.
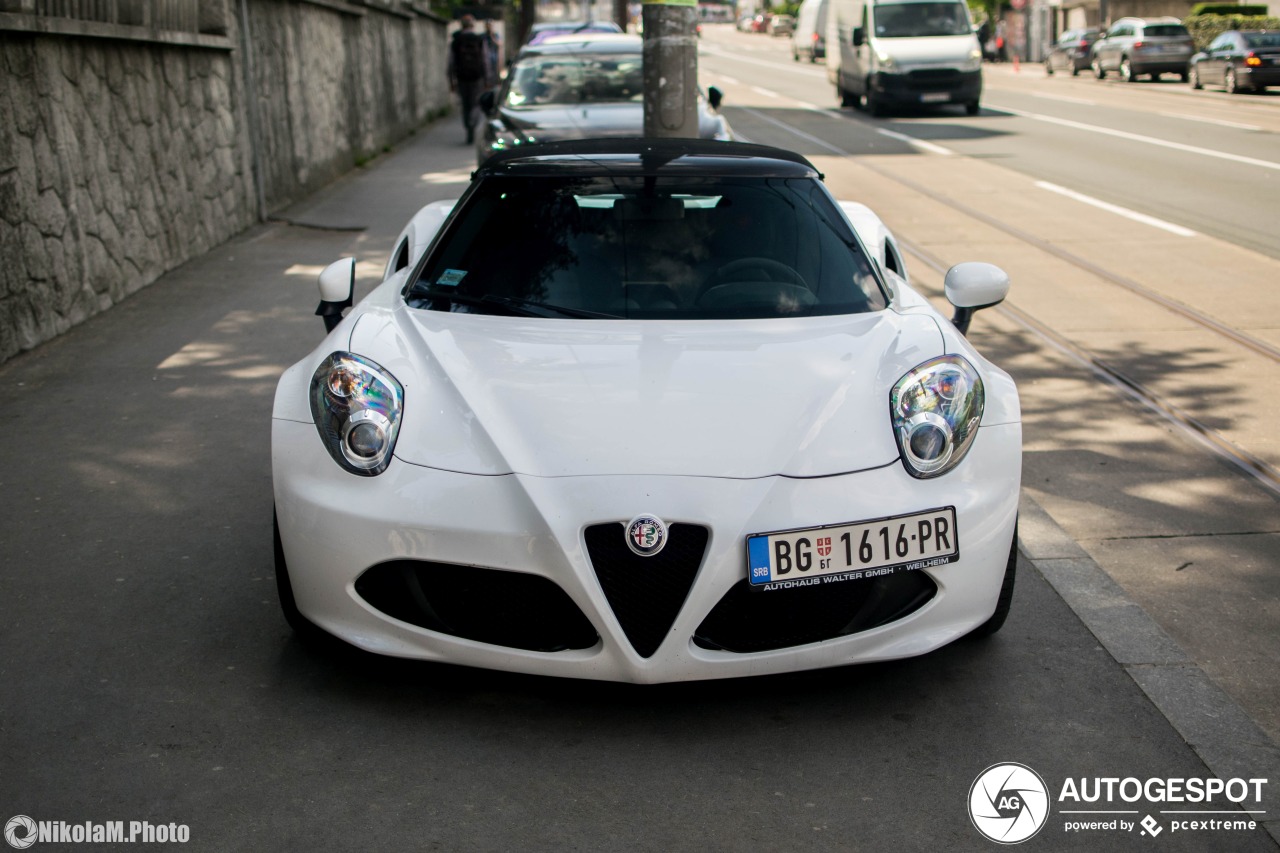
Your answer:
[747,507,959,591]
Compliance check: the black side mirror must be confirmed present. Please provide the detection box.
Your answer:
[707,86,723,110]
[479,90,496,115]
[853,27,865,46]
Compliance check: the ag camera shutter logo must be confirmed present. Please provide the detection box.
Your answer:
[969,763,1050,844]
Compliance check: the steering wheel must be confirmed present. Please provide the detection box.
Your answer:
[710,257,809,289]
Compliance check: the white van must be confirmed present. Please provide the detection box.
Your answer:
[826,0,982,116]
[792,0,829,63]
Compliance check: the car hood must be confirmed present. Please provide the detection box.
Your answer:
[349,308,946,478]
[869,34,978,67]
[498,102,720,142]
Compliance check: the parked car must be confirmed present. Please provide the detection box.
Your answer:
[769,14,796,37]
[793,0,830,62]
[1189,29,1280,94]
[273,138,1022,683]
[1090,17,1194,82]
[750,13,773,33]
[737,13,756,32]
[1044,27,1100,76]
[475,36,731,164]
[524,19,623,48]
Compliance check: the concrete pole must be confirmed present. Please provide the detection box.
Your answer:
[642,0,699,138]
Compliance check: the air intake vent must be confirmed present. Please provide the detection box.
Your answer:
[584,522,709,658]
[355,561,598,653]
[694,569,937,653]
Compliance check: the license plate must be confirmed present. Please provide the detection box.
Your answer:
[747,507,958,590]
[920,92,949,103]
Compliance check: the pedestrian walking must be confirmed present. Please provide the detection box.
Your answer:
[482,18,502,88]
[448,14,488,144]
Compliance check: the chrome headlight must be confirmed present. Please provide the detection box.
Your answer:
[309,352,403,476]
[890,355,984,478]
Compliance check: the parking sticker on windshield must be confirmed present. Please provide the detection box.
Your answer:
[436,269,468,287]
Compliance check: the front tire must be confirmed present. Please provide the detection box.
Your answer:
[970,522,1019,638]
[1189,66,1201,89]
[839,85,858,108]
[965,100,980,116]
[1092,57,1106,79]
[1225,65,1239,94]
[1120,57,1135,82]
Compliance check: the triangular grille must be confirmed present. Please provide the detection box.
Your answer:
[584,523,709,658]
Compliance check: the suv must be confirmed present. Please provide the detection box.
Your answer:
[1090,17,1195,82]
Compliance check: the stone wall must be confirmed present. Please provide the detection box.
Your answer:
[0,0,450,364]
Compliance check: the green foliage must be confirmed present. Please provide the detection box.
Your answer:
[1184,13,1280,49]
[1189,4,1268,15]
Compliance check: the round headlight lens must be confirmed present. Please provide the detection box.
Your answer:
[890,355,983,479]
[309,352,403,476]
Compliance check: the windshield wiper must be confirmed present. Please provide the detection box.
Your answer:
[408,289,620,319]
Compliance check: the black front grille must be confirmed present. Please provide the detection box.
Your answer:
[694,569,937,653]
[355,561,598,653]
[585,522,709,659]
[907,69,961,88]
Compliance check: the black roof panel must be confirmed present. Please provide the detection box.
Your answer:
[474,138,821,179]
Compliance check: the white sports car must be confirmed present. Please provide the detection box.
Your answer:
[271,139,1021,683]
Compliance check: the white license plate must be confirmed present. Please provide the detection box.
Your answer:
[747,507,958,590]
[920,92,950,103]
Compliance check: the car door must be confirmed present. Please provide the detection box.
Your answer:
[1206,33,1234,85]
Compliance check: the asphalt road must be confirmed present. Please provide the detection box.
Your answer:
[1,43,1278,851]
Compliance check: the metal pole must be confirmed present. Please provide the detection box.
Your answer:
[642,0,698,138]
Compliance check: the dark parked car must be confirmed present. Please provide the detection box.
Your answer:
[476,36,731,165]
[1045,28,1100,76]
[1189,29,1280,93]
[524,20,623,48]
[1091,17,1194,82]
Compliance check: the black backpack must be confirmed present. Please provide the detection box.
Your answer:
[453,31,487,82]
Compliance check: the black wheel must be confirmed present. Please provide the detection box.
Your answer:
[1120,57,1135,82]
[1045,59,1054,76]
[865,85,886,117]
[1225,65,1239,94]
[1179,70,1189,83]
[965,100,980,116]
[839,85,857,108]
[1189,65,1201,89]
[274,508,324,640]
[1070,64,1080,77]
[1092,57,1106,79]
[970,522,1019,638]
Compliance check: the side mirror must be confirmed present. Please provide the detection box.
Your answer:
[853,27,864,46]
[944,262,1009,336]
[479,89,496,115]
[707,86,723,110]
[316,257,355,333]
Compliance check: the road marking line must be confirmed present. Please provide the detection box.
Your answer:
[877,128,954,156]
[751,86,781,98]
[739,106,849,155]
[1160,112,1261,131]
[1031,92,1097,105]
[1036,181,1198,237]
[699,44,828,78]
[991,104,1280,171]
[716,73,741,85]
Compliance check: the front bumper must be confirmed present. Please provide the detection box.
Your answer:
[872,69,982,106]
[273,418,1020,683]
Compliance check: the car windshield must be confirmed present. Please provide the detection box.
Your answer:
[506,53,642,106]
[1144,25,1189,37]
[1245,32,1280,48]
[409,175,888,320]
[874,2,971,38]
